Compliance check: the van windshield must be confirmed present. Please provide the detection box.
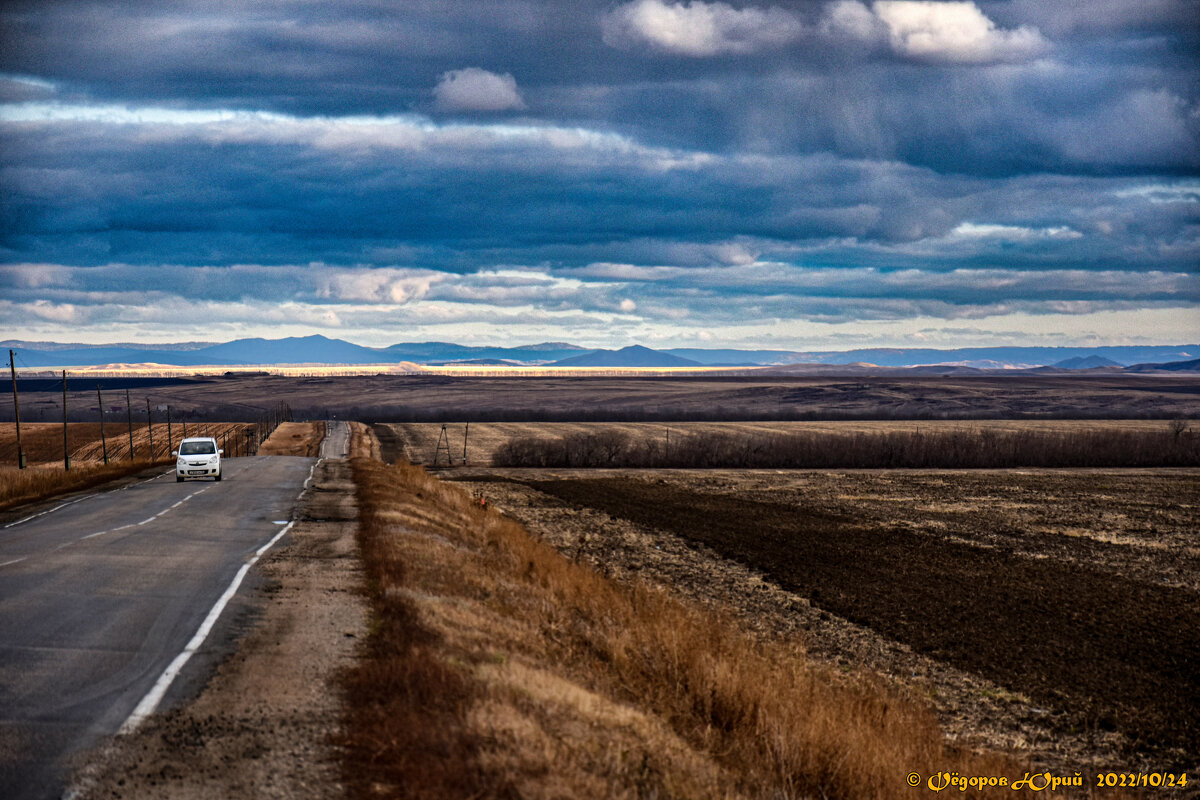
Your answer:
[179,441,216,455]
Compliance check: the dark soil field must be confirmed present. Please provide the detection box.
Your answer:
[451,466,1200,775]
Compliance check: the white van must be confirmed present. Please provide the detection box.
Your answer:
[174,437,223,482]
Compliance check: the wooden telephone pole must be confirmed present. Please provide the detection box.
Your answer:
[145,398,155,460]
[62,370,70,471]
[125,389,134,461]
[97,385,109,464]
[9,350,24,469]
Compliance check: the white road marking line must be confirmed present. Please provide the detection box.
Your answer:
[0,557,27,568]
[120,461,316,734]
[3,496,89,529]
[120,519,296,734]
[31,486,214,556]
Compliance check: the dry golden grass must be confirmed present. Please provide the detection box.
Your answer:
[257,421,326,456]
[343,455,1046,798]
[0,460,164,511]
[346,421,380,460]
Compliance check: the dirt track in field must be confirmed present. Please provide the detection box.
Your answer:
[453,467,1199,774]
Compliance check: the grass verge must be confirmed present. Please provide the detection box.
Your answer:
[341,454,1045,798]
[0,460,169,511]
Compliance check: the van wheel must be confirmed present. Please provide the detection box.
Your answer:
[214,471,222,482]
[176,475,184,482]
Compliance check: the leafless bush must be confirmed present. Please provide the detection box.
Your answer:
[494,426,1200,469]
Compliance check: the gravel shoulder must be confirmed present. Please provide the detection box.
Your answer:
[67,458,364,800]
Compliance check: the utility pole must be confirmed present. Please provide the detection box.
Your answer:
[97,385,109,464]
[9,350,25,469]
[463,422,469,465]
[125,388,134,461]
[433,423,452,467]
[62,370,70,471]
[145,398,155,460]
[166,406,173,454]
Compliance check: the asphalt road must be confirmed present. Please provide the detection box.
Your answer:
[0,454,319,800]
[320,420,350,460]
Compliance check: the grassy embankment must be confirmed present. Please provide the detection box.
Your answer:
[340,430,1036,798]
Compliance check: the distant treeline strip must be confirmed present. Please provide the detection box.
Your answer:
[332,406,1198,423]
[493,425,1200,469]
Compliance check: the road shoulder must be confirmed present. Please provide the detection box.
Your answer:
[68,458,364,799]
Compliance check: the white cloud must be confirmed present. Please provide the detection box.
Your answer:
[874,1,1049,63]
[315,268,436,304]
[1,263,73,288]
[602,0,804,56]
[824,1,1049,64]
[433,68,526,112]
[0,101,713,172]
[950,222,1083,241]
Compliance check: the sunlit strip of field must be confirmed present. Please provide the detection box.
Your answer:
[11,362,761,378]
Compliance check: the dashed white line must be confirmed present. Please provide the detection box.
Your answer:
[3,496,89,529]
[0,485,215,566]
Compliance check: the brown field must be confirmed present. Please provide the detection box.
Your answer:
[445,464,1199,777]
[7,374,1200,424]
[376,419,1188,467]
[257,421,326,457]
[0,421,255,465]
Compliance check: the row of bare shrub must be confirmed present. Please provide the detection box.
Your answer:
[494,425,1200,468]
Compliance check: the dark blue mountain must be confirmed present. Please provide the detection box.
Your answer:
[4,338,1198,370]
[1052,356,1123,369]
[551,345,701,367]
[194,335,380,364]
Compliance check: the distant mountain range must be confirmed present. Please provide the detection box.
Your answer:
[3,336,1198,372]
[552,345,701,368]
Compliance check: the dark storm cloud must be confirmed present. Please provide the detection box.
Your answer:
[3,113,1195,272]
[1,1,1197,346]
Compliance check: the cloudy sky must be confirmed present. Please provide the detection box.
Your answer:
[1,0,1197,349]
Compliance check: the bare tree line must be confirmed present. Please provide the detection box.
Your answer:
[493,423,1200,469]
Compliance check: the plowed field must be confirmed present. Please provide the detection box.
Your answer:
[452,466,1200,775]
